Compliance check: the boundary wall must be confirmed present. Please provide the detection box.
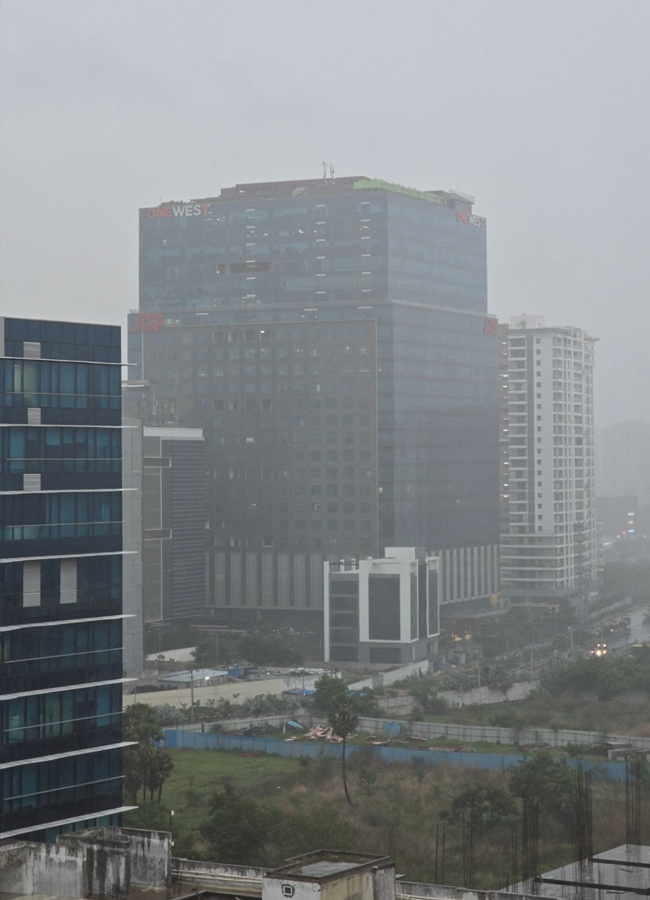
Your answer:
[349,660,429,691]
[355,716,650,751]
[162,729,628,781]
[178,713,650,752]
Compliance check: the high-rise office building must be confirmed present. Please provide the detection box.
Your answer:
[595,494,640,541]
[0,317,131,841]
[122,410,144,676]
[595,419,650,509]
[122,382,207,630]
[141,426,207,623]
[130,176,500,632]
[499,315,598,609]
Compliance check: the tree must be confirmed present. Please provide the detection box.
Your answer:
[314,677,361,801]
[123,746,144,802]
[483,665,514,696]
[200,782,273,865]
[450,782,518,834]
[330,699,358,807]
[124,703,164,740]
[123,703,173,804]
[313,676,365,805]
[509,751,574,831]
[313,675,349,717]
[279,803,357,857]
[404,678,449,715]
[541,653,650,701]
[192,631,240,668]
[314,676,379,716]
[147,748,175,802]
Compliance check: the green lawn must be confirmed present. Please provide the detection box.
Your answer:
[125,748,296,839]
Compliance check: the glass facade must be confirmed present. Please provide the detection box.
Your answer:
[141,430,207,622]
[137,179,485,317]
[134,177,499,622]
[0,316,128,842]
[2,749,122,836]
[384,303,499,550]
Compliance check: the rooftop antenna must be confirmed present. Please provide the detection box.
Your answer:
[329,164,336,183]
[322,161,328,181]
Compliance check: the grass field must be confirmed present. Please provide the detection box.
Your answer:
[422,693,650,736]
[139,748,297,838]
[124,745,650,888]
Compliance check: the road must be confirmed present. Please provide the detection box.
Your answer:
[605,605,650,652]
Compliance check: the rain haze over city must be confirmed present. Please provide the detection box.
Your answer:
[1,0,649,424]
[2,1,650,895]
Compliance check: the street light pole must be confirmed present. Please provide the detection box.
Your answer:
[190,670,195,723]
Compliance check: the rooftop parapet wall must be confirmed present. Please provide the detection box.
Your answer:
[400,882,548,900]
[118,827,171,888]
[0,827,170,899]
[0,835,128,900]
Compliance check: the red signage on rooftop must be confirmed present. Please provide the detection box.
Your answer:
[132,313,165,334]
[457,211,484,227]
[144,204,210,219]
[483,317,498,336]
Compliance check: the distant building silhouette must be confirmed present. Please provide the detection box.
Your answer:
[131,176,500,637]
[596,419,650,508]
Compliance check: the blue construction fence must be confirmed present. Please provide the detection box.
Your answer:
[162,729,628,781]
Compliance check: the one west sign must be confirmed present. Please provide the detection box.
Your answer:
[144,204,210,219]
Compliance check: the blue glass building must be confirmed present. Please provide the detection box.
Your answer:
[131,177,500,643]
[0,316,132,841]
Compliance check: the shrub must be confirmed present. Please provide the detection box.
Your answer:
[450,781,518,834]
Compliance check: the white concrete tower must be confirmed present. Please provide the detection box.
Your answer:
[500,315,597,612]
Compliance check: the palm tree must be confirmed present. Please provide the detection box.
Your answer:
[148,748,175,802]
[123,704,164,802]
[124,745,144,802]
[330,700,358,807]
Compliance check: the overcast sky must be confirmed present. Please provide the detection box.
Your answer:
[1,0,648,426]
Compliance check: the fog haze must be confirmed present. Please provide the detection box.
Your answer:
[1,0,648,425]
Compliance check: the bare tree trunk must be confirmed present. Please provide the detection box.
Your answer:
[341,737,353,806]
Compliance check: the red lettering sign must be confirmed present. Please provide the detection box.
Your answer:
[457,211,484,228]
[132,313,165,334]
[483,317,498,336]
[144,204,210,219]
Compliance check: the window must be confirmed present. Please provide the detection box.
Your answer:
[368,574,400,640]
